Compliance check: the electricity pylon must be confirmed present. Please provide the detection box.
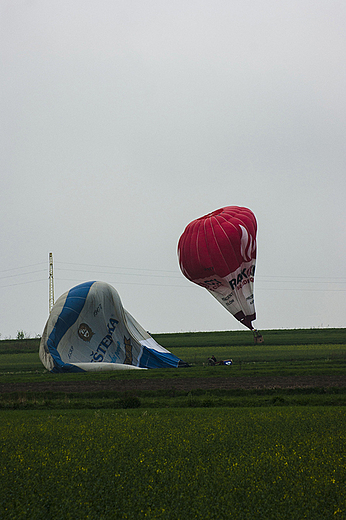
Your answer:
[49,252,55,312]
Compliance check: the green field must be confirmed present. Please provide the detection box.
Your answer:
[0,329,345,379]
[1,328,345,375]
[1,329,345,518]
[0,328,346,409]
[1,407,345,519]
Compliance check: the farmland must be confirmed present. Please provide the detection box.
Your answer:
[1,407,345,519]
[0,329,345,518]
[0,328,346,409]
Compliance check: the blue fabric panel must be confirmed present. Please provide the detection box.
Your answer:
[47,281,96,373]
[139,346,180,369]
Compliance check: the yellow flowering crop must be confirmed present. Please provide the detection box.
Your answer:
[0,407,345,519]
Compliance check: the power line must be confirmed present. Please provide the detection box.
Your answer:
[0,263,46,274]
[1,275,346,292]
[55,261,178,274]
[55,267,182,279]
[36,277,346,292]
[1,259,346,293]
[53,278,193,288]
[255,287,346,292]
[0,279,47,288]
[3,267,343,286]
[51,264,346,284]
[257,279,345,285]
[0,269,46,281]
[2,260,346,282]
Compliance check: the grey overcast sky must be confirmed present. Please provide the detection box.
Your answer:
[1,0,345,338]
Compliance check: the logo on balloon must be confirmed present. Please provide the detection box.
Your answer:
[199,279,223,291]
[229,265,255,291]
[90,317,119,362]
[78,323,95,342]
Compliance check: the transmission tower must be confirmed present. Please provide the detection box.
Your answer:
[49,252,55,312]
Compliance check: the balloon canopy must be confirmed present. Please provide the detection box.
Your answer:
[178,206,257,330]
[39,281,188,373]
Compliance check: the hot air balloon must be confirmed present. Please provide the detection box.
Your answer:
[178,206,258,331]
[39,281,188,373]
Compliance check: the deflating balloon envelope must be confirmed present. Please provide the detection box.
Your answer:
[39,281,188,373]
[177,206,257,330]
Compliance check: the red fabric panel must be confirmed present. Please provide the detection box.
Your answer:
[178,206,257,280]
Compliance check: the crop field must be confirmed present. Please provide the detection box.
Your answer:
[1,407,346,520]
[0,329,345,518]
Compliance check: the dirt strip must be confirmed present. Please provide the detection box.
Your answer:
[0,375,345,394]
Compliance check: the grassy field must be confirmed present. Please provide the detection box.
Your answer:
[1,343,345,378]
[0,328,345,409]
[1,328,345,371]
[154,327,346,348]
[1,327,345,353]
[0,328,345,380]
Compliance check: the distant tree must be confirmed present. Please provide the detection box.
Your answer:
[16,330,25,340]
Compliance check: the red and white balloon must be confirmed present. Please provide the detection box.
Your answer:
[178,206,257,330]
